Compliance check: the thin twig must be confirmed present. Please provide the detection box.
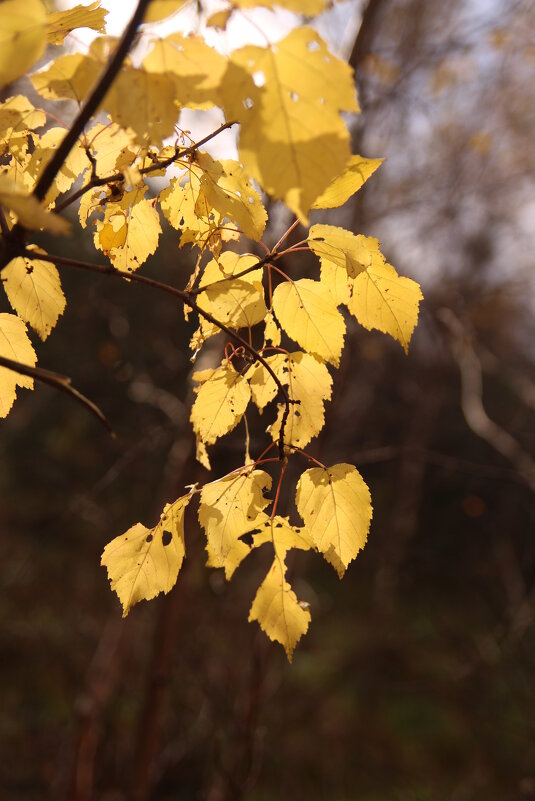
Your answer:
[0,354,113,433]
[54,121,237,215]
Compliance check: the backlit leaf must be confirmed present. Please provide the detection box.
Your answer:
[191,361,251,445]
[32,54,97,103]
[268,351,332,448]
[0,313,37,418]
[94,188,161,273]
[348,259,423,353]
[309,224,382,304]
[0,0,47,90]
[143,0,188,22]
[296,463,372,577]
[196,252,266,337]
[101,493,191,616]
[249,516,313,660]
[312,154,384,209]
[46,2,108,45]
[224,27,358,220]
[0,173,69,234]
[3,250,65,340]
[272,278,345,366]
[246,354,286,413]
[199,468,272,578]
[143,33,227,108]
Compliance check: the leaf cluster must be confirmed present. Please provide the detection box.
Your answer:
[0,0,422,659]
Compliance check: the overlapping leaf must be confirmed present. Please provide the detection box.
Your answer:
[191,362,251,446]
[94,188,161,272]
[198,469,272,578]
[312,154,384,209]
[272,278,345,366]
[249,516,314,660]
[267,351,332,449]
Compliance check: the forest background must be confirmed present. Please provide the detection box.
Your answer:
[1,0,535,800]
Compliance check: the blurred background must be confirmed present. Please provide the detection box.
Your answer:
[1,0,535,799]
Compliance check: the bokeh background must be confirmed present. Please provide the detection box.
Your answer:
[1,1,535,799]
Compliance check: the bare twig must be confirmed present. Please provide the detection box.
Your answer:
[438,308,535,493]
[0,354,113,433]
[54,121,237,215]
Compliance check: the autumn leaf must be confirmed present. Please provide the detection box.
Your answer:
[349,259,423,353]
[272,279,345,367]
[0,313,37,418]
[296,463,372,577]
[191,362,251,446]
[3,250,65,341]
[94,188,161,273]
[0,174,69,234]
[0,0,47,90]
[312,154,384,209]
[198,469,272,578]
[268,351,332,449]
[222,27,358,220]
[249,516,314,661]
[101,493,191,616]
[46,2,108,46]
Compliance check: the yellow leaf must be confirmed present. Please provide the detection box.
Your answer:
[143,0,187,22]
[296,463,372,577]
[196,437,211,470]
[190,361,251,445]
[312,154,384,209]
[101,493,191,616]
[32,54,97,103]
[143,33,227,109]
[272,278,345,366]
[248,516,312,661]
[246,354,286,413]
[94,189,161,273]
[206,9,232,30]
[46,2,108,45]
[85,122,138,177]
[104,65,178,145]
[0,96,45,157]
[26,127,90,202]
[263,310,281,347]
[198,469,272,578]
[309,224,382,304]
[0,313,37,418]
[0,173,69,234]
[268,351,332,448]
[348,259,423,353]
[3,251,65,341]
[225,27,358,220]
[159,174,222,250]
[199,156,267,241]
[0,0,47,90]
[196,251,267,336]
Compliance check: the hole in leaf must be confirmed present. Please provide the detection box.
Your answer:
[252,70,266,87]
[307,40,320,52]
[242,97,254,110]
[289,91,299,102]
[162,530,172,546]
[146,533,153,543]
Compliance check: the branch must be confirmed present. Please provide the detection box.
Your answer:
[438,308,535,493]
[54,121,237,215]
[33,0,152,203]
[28,250,292,457]
[0,355,113,433]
